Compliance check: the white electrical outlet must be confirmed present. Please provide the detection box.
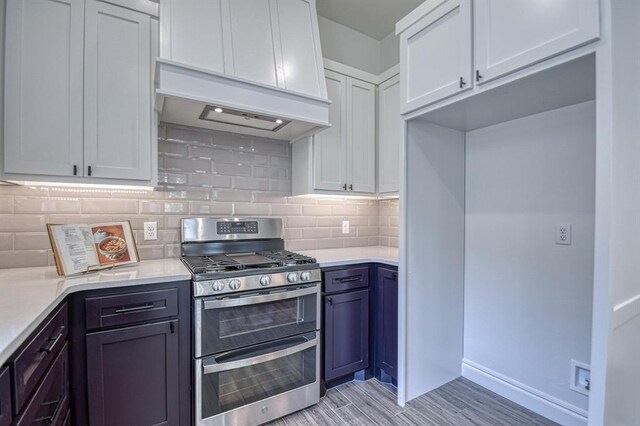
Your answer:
[556,224,572,245]
[342,220,350,234]
[570,360,590,396]
[143,222,158,241]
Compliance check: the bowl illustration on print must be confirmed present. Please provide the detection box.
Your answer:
[98,236,128,260]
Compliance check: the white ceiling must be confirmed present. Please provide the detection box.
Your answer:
[316,0,423,40]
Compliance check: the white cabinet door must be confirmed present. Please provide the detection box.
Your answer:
[4,0,84,177]
[474,0,599,84]
[160,0,226,73]
[227,0,278,86]
[313,70,347,191]
[400,0,472,113]
[378,75,401,194]
[347,77,376,194]
[272,0,326,98]
[84,0,152,181]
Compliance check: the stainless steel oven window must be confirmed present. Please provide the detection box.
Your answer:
[195,284,320,357]
[198,332,318,420]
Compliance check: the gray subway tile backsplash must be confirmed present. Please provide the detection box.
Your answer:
[0,123,398,269]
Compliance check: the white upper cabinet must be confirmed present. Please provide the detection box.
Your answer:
[4,0,85,177]
[313,71,347,191]
[293,66,376,196]
[474,0,600,84]
[160,0,226,73]
[378,75,401,194]
[2,0,157,185]
[399,0,472,114]
[227,0,278,86]
[84,0,152,181]
[159,0,327,99]
[347,77,376,193]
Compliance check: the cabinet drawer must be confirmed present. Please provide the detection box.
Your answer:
[11,304,67,414]
[14,343,69,426]
[85,288,179,330]
[323,267,369,294]
[0,367,11,426]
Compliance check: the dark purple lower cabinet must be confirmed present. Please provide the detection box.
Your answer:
[0,366,11,426]
[324,289,370,382]
[375,267,398,381]
[86,320,179,426]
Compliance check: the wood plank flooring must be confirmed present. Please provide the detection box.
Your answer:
[266,377,558,426]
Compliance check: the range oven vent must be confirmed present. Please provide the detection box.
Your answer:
[199,105,290,132]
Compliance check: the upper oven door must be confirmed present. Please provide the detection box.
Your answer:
[194,283,320,357]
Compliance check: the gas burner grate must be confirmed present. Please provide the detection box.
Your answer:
[183,255,243,274]
[260,250,317,266]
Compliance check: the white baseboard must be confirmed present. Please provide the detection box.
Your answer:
[461,359,588,426]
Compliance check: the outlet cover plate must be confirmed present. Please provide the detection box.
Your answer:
[342,221,350,234]
[144,221,158,241]
[556,224,572,245]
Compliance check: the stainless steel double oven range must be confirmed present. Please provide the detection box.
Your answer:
[181,218,321,426]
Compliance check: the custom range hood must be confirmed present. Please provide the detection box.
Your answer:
[156,59,331,142]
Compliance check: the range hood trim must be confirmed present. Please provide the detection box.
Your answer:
[155,59,331,141]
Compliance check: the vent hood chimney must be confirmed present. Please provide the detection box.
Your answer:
[156,0,331,142]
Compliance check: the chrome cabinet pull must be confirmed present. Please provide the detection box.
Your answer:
[459,77,467,88]
[343,184,347,190]
[114,303,155,314]
[338,276,360,283]
[40,332,63,354]
[476,70,483,82]
[87,165,92,176]
[73,165,78,176]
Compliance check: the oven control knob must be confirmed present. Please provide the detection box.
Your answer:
[212,280,226,292]
[259,276,271,286]
[229,279,241,290]
[287,272,299,283]
[300,271,311,282]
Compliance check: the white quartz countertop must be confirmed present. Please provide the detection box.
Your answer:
[299,246,398,268]
[0,259,191,366]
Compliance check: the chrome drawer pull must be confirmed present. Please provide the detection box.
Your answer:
[40,332,63,354]
[338,276,360,283]
[114,304,155,314]
[35,397,63,423]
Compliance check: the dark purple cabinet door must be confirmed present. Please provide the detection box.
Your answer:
[324,289,370,382]
[0,367,11,426]
[375,267,398,381]
[86,320,179,426]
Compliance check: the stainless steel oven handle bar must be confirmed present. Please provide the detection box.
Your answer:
[202,337,317,374]
[202,284,318,310]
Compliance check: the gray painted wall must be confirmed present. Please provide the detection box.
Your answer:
[464,101,595,412]
[317,16,381,74]
[380,31,400,73]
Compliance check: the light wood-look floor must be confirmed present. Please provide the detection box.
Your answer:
[267,377,558,426]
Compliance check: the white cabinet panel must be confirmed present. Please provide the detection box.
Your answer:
[84,0,152,181]
[400,0,472,113]
[313,71,347,191]
[474,0,599,84]
[161,0,226,73]
[378,75,401,194]
[347,77,376,194]
[272,0,325,98]
[227,0,277,86]
[4,0,84,177]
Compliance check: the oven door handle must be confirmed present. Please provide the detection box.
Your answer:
[202,336,317,374]
[203,285,318,309]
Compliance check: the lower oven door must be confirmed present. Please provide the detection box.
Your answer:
[195,331,320,426]
[195,283,320,357]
